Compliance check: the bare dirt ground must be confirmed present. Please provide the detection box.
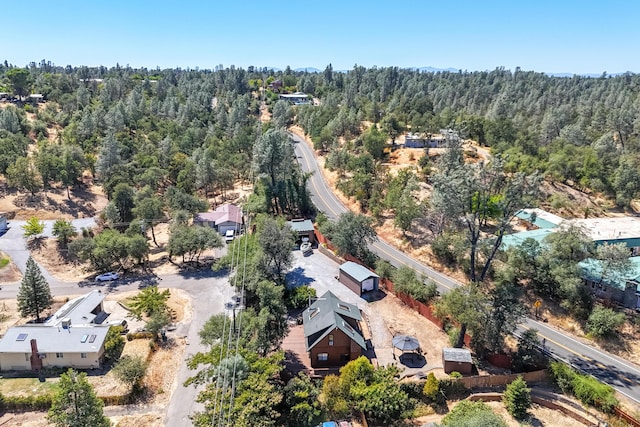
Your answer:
[0,182,108,220]
[0,288,190,426]
[0,251,22,283]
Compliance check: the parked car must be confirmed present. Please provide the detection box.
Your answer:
[95,272,119,282]
[225,229,235,243]
[300,241,312,255]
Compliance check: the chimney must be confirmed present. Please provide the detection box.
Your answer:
[30,339,43,371]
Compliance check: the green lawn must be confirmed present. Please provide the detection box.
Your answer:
[0,377,59,396]
[0,257,9,268]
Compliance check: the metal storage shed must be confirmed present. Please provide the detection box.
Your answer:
[338,262,379,296]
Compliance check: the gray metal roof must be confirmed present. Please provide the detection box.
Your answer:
[340,261,379,282]
[442,347,473,363]
[0,325,110,354]
[303,291,365,351]
[45,290,105,327]
[287,219,314,233]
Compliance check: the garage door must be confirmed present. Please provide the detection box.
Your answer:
[362,278,375,292]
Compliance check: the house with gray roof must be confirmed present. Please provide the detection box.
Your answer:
[0,325,110,371]
[0,290,112,372]
[339,261,379,295]
[287,219,316,244]
[194,203,243,236]
[304,291,366,368]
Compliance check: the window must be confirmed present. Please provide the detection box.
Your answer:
[16,333,28,341]
[81,334,88,343]
[80,353,88,359]
[328,334,334,346]
[309,308,320,319]
[56,353,64,358]
[317,353,328,361]
[88,334,97,343]
[337,303,351,312]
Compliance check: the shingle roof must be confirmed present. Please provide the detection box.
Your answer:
[339,261,379,283]
[303,291,366,351]
[501,228,556,250]
[0,325,109,354]
[442,347,473,363]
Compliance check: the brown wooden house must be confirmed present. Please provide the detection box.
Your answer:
[304,291,366,369]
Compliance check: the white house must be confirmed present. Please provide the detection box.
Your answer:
[0,291,114,371]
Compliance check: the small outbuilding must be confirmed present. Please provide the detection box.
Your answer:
[339,262,379,296]
[442,347,473,375]
[287,219,316,244]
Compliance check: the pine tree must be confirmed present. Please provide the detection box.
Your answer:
[503,376,531,420]
[17,257,53,321]
[47,369,110,427]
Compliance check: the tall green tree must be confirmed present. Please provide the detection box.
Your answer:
[6,68,30,97]
[432,154,539,283]
[17,257,53,321]
[330,212,377,265]
[47,368,110,427]
[133,194,165,246]
[258,217,295,283]
[6,156,42,196]
[52,219,77,249]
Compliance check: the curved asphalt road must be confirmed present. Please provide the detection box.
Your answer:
[291,131,640,405]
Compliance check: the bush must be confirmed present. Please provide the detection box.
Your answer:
[423,373,440,401]
[448,327,460,347]
[441,400,506,427]
[503,376,531,419]
[549,361,618,413]
[103,326,125,362]
[586,306,626,338]
[126,331,155,341]
[112,356,147,387]
[392,266,439,303]
[438,378,467,399]
[375,259,395,280]
[286,285,317,309]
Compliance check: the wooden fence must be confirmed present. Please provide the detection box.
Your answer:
[454,369,548,389]
[614,407,640,427]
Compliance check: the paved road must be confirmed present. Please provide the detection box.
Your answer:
[0,220,235,425]
[291,131,640,404]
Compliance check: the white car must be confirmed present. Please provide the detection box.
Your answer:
[225,229,235,243]
[95,272,119,282]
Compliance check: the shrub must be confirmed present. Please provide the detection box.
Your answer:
[423,373,440,401]
[449,371,462,379]
[286,285,316,309]
[392,266,438,303]
[548,361,618,413]
[447,327,460,347]
[103,326,125,361]
[112,356,147,387]
[586,306,626,338]
[441,400,507,427]
[375,259,395,280]
[503,376,531,419]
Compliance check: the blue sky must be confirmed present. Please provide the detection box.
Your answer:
[3,0,639,74]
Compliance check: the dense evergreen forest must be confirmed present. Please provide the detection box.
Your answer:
[2,61,639,209]
[1,61,638,426]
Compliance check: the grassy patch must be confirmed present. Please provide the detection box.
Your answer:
[0,258,9,269]
[0,377,59,397]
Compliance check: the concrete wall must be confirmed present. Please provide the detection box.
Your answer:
[310,327,361,368]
